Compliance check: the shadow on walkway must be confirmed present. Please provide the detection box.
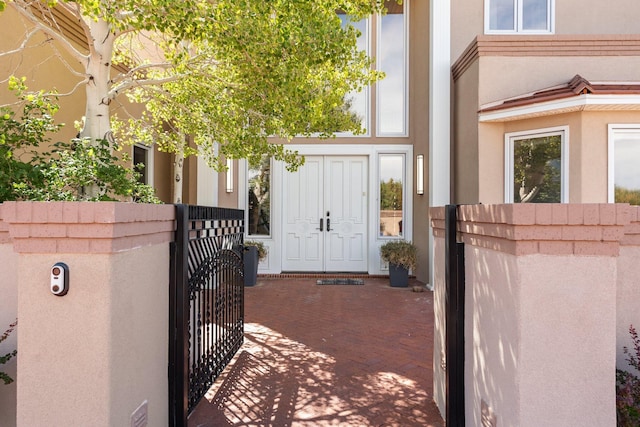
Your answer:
[189,278,444,427]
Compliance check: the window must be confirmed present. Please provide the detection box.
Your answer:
[338,12,370,136]
[377,0,408,136]
[505,127,568,203]
[133,144,153,185]
[337,0,409,137]
[379,154,404,237]
[247,156,271,236]
[485,0,554,34]
[608,125,640,205]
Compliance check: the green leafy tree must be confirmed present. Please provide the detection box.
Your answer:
[0,79,160,203]
[1,0,387,193]
[380,178,403,210]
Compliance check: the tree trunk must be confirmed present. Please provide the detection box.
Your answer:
[80,18,114,142]
[173,144,184,204]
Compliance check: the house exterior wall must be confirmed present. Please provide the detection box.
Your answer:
[453,60,480,203]
[452,1,640,61]
[0,7,182,205]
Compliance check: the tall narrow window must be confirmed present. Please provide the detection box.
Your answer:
[506,127,567,203]
[247,157,271,236]
[609,126,640,205]
[133,144,152,185]
[486,0,553,34]
[377,0,407,136]
[379,154,404,237]
[338,12,370,135]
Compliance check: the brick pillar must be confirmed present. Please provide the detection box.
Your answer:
[430,203,627,427]
[3,202,175,427]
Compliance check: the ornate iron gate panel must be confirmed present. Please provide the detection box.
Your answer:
[170,205,245,427]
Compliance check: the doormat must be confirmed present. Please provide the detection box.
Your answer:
[316,278,364,285]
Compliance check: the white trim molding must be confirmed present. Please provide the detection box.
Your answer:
[480,94,640,123]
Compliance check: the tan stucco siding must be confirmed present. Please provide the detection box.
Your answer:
[479,55,640,106]
[452,0,640,64]
[453,60,481,204]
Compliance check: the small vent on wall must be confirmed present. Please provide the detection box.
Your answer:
[131,400,148,427]
[481,399,497,427]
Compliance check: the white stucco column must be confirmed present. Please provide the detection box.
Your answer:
[428,0,451,289]
[197,155,219,206]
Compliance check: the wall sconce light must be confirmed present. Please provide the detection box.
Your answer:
[226,158,234,193]
[416,154,424,195]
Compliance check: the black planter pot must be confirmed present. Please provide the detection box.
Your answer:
[388,263,409,287]
[243,246,259,287]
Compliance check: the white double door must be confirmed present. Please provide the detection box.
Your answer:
[282,156,368,272]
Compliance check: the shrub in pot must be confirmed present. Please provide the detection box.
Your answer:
[244,240,267,286]
[380,240,417,287]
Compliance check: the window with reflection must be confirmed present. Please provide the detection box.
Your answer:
[379,154,404,237]
[610,127,640,205]
[377,0,407,135]
[247,157,271,236]
[338,12,370,134]
[506,129,565,203]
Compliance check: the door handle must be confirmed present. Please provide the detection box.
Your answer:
[317,218,323,231]
[326,218,331,232]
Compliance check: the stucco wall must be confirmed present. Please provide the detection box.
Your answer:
[0,244,18,427]
[0,205,18,427]
[432,235,446,416]
[451,1,640,63]
[431,203,626,426]
[618,207,640,374]
[1,202,174,427]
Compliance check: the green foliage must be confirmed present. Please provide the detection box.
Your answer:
[0,319,17,385]
[380,240,417,271]
[0,77,61,202]
[615,186,640,206]
[513,135,561,203]
[380,178,403,210]
[14,138,161,203]
[0,81,160,203]
[617,325,640,426]
[245,240,268,261]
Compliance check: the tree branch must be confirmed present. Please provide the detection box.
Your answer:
[8,1,88,64]
[108,74,185,99]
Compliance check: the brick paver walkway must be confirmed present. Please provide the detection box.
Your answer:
[189,277,444,427]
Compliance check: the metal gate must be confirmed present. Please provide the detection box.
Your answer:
[169,205,245,427]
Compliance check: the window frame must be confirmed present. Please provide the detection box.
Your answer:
[484,0,555,35]
[133,143,153,186]
[376,0,409,137]
[608,124,640,203]
[504,126,569,203]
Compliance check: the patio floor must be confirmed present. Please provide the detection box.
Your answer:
[188,276,444,427]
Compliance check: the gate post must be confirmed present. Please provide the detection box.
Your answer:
[169,204,189,427]
[445,205,465,426]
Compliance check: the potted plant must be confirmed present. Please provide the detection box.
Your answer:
[244,240,267,286]
[380,240,417,287]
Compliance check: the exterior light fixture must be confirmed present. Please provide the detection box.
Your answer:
[416,154,424,195]
[226,158,234,193]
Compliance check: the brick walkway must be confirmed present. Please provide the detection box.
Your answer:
[189,277,444,427]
